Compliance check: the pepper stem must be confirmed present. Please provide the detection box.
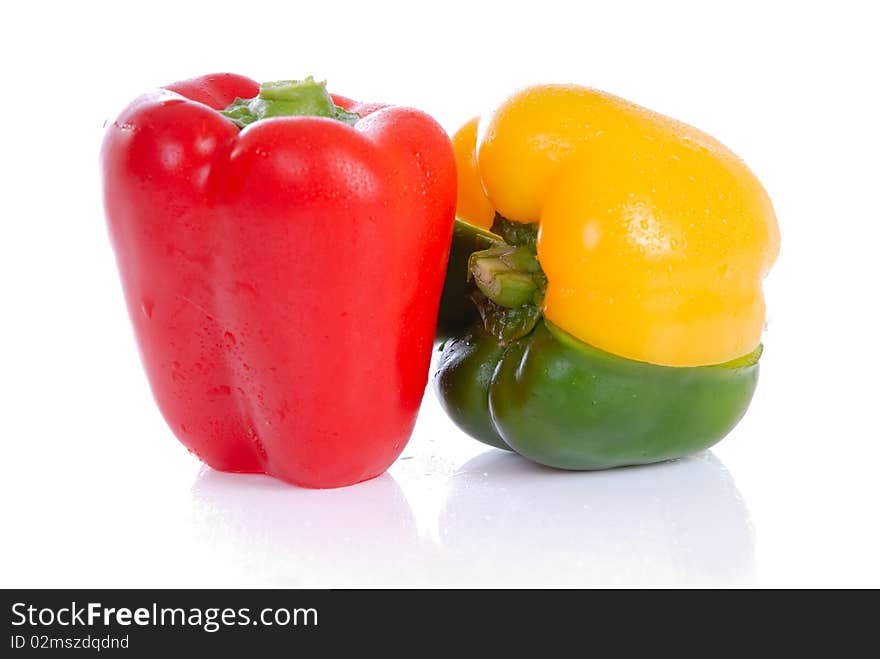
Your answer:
[221,76,360,128]
[465,217,549,343]
[468,244,545,308]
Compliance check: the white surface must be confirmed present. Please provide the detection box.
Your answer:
[2,0,879,588]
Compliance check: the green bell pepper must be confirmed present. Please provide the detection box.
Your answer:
[436,219,499,341]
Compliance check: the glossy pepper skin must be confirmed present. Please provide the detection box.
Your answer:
[437,314,761,468]
[436,219,497,341]
[435,84,778,470]
[102,73,456,488]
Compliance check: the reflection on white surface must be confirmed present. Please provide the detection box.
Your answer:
[438,450,755,587]
[190,449,753,587]
[191,471,423,587]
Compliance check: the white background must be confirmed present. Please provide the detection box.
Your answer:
[2,0,878,587]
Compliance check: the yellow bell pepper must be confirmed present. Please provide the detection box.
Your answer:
[452,84,779,367]
[451,116,495,229]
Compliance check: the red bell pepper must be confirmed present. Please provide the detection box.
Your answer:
[101,73,456,488]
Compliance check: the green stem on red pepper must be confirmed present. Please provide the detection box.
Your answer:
[221,77,360,128]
